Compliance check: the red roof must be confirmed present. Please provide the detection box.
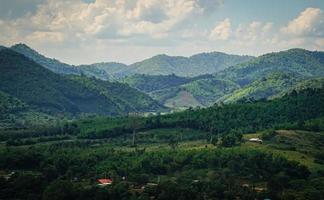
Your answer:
[98,178,113,184]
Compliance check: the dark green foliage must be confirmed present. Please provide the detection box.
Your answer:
[0,146,314,200]
[261,129,277,140]
[68,75,164,113]
[77,87,324,140]
[0,49,163,118]
[0,91,27,114]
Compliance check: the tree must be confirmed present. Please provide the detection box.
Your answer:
[220,134,236,147]
[42,180,77,200]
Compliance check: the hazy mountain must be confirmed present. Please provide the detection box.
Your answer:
[78,62,129,80]
[129,53,254,77]
[10,43,81,75]
[0,49,164,116]
[9,44,253,80]
[122,74,192,93]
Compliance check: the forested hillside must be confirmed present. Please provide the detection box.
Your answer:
[1,87,323,200]
[8,44,253,80]
[218,72,302,103]
[129,53,253,77]
[122,49,324,108]
[76,87,324,139]
[216,48,324,86]
[0,49,163,119]
[10,44,81,75]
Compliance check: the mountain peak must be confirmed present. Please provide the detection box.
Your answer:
[11,43,33,50]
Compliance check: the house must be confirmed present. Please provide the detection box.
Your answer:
[97,178,113,186]
[248,138,263,143]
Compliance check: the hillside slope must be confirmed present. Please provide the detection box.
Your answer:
[129,53,253,77]
[0,49,163,116]
[10,44,81,75]
[216,48,324,86]
[219,72,303,103]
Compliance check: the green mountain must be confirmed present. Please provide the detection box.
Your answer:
[274,77,324,99]
[0,91,27,116]
[216,48,324,86]
[212,49,324,103]
[69,75,163,113]
[129,53,253,77]
[80,62,129,79]
[123,74,238,108]
[125,49,324,108]
[0,49,163,117]
[150,77,239,108]
[10,43,81,75]
[219,72,302,103]
[122,74,191,93]
[9,44,253,80]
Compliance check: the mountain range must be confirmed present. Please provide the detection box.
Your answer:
[123,48,324,108]
[9,44,253,79]
[1,43,324,120]
[0,48,164,127]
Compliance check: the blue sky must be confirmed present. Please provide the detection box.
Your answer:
[0,0,323,64]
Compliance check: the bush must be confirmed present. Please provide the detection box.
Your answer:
[261,129,277,140]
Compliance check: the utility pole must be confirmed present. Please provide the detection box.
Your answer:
[129,112,140,146]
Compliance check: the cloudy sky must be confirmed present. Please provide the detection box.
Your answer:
[0,0,323,64]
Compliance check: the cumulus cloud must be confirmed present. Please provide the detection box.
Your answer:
[281,7,324,37]
[209,18,231,40]
[0,1,323,64]
[0,0,222,45]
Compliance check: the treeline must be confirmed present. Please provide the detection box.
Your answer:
[0,147,317,200]
[0,122,79,141]
[77,88,324,139]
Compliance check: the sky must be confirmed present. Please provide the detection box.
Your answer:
[0,0,323,64]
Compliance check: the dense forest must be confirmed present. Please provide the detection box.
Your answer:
[0,88,323,200]
[0,49,164,121]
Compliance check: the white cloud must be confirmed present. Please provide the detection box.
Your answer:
[209,18,231,40]
[0,1,323,64]
[281,7,324,37]
[0,0,220,45]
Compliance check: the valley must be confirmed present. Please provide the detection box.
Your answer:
[1,1,324,199]
[0,44,323,200]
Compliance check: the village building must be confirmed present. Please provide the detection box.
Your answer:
[97,178,113,187]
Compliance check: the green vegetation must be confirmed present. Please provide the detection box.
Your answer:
[79,62,129,80]
[1,45,324,199]
[216,48,324,86]
[219,72,302,103]
[0,87,323,199]
[10,43,81,75]
[129,53,253,77]
[122,74,190,93]
[122,49,324,108]
[0,49,164,128]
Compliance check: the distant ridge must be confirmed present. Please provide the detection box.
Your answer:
[8,43,254,79]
